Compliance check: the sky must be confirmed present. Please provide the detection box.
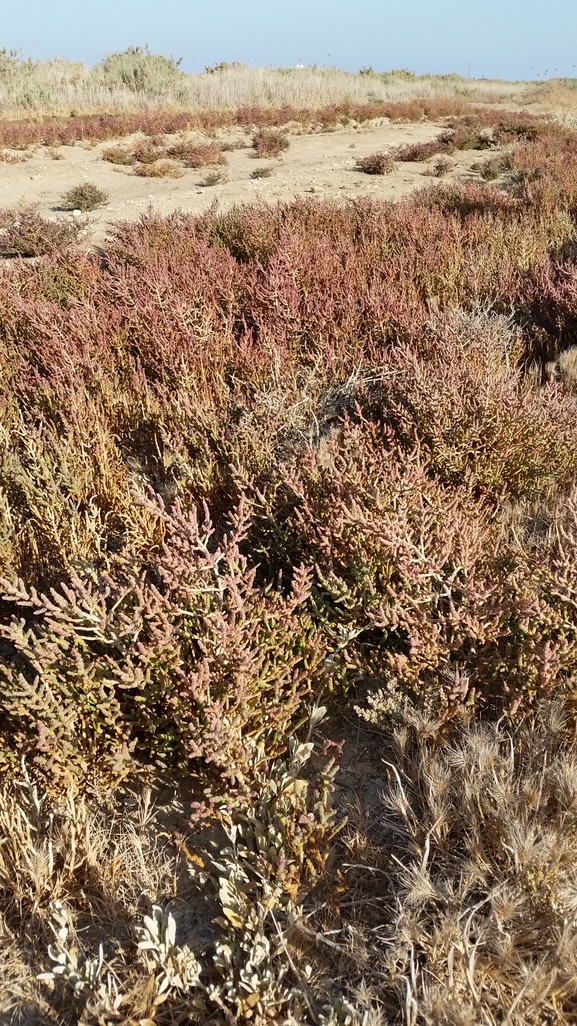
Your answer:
[0,0,576,82]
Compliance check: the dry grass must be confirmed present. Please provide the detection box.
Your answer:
[425,155,454,176]
[134,158,185,178]
[546,346,577,387]
[0,147,34,163]
[0,719,342,1025]
[304,700,577,1024]
[250,165,274,179]
[198,169,227,186]
[0,51,532,118]
[102,143,136,165]
[0,764,198,1024]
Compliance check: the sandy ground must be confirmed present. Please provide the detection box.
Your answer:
[0,119,499,248]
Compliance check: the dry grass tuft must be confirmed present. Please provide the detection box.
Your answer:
[306,700,577,1024]
[0,147,35,163]
[199,169,228,186]
[425,155,453,176]
[250,165,274,179]
[102,143,136,165]
[546,346,577,388]
[134,158,185,178]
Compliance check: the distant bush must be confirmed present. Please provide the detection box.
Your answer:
[101,45,183,96]
[252,128,290,157]
[59,182,108,211]
[354,150,395,174]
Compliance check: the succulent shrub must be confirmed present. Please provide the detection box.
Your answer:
[59,182,108,211]
[0,203,86,256]
[354,151,395,174]
[252,128,290,158]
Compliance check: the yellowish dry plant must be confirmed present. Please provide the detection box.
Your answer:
[0,763,188,1024]
[546,346,577,388]
[304,700,577,1024]
[0,55,532,118]
[134,158,185,178]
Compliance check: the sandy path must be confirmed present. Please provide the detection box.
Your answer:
[0,119,498,249]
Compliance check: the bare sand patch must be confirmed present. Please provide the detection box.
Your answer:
[0,119,500,249]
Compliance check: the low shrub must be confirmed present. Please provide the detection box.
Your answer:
[220,138,249,151]
[199,169,227,186]
[132,136,168,164]
[166,140,226,167]
[0,203,87,256]
[354,150,395,174]
[395,131,455,161]
[102,143,136,165]
[0,497,329,790]
[59,182,108,211]
[0,147,34,163]
[134,158,185,178]
[252,128,290,158]
[250,165,274,179]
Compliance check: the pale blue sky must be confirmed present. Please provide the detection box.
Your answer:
[0,0,575,81]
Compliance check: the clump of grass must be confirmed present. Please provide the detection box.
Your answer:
[59,182,108,211]
[46,146,63,160]
[0,147,34,163]
[252,128,290,158]
[199,169,227,186]
[134,158,185,178]
[546,345,577,387]
[221,138,249,151]
[250,165,274,179]
[102,143,136,165]
[354,150,395,174]
[311,700,577,1024]
[0,203,87,257]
